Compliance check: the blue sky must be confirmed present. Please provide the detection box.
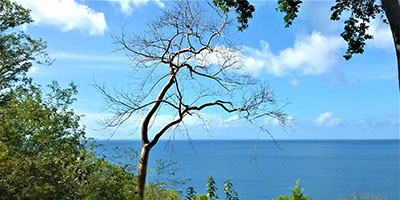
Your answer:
[17,0,399,140]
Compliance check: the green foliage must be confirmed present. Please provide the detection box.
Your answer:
[79,151,182,200]
[0,2,183,199]
[196,194,208,200]
[330,0,386,60]
[185,187,197,200]
[79,156,137,200]
[0,82,182,200]
[186,176,240,200]
[0,82,85,199]
[223,179,239,200]
[206,176,219,200]
[212,0,255,31]
[0,0,32,30]
[144,185,182,200]
[276,0,302,28]
[271,180,311,200]
[0,0,51,99]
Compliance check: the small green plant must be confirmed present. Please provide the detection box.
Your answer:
[186,176,240,200]
[271,180,311,200]
[224,179,239,200]
[185,187,197,200]
[206,176,218,200]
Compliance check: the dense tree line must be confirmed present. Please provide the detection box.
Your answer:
[0,1,180,199]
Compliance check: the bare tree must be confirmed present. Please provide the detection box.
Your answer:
[97,1,289,199]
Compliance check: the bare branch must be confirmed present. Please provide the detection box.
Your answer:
[101,0,289,158]
[100,2,290,198]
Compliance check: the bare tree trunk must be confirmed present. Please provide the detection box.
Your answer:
[136,144,150,200]
[381,0,400,90]
[135,74,176,199]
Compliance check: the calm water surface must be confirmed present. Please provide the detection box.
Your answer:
[93,140,399,200]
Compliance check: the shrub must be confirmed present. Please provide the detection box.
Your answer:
[185,176,239,200]
[0,83,181,200]
[271,180,312,200]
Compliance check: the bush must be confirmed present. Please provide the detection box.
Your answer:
[195,194,208,200]
[145,186,182,200]
[0,83,86,199]
[0,83,181,200]
[184,176,239,200]
[271,180,311,200]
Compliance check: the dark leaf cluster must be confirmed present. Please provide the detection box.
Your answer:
[0,0,52,103]
[276,0,303,28]
[0,0,32,31]
[212,0,255,31]
[331,0,386,60]
[206,176,219,200]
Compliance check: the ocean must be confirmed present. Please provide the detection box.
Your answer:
[93,140,400,200]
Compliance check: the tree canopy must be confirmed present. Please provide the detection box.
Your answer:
[0,0,51,103]
[0,82,86,199]
[0,1,182,199]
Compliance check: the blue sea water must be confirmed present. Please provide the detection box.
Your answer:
[93,140,400,200]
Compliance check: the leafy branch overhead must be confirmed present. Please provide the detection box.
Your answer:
[0,0,52,102]
[276,0,302,28]
[214,0,400,88]
[213,0,390,60]
[330,0,386,60]
[212,0,255,31]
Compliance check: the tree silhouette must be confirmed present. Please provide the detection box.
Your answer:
[98,1,289,199]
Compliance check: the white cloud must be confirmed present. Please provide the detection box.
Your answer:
[367,20,393,50]
[243,32,345,76]
[111,0,165,15]
[315,112,341,127]
[192,32,345,77]
[15,0,107,35]
[192,46,244,73]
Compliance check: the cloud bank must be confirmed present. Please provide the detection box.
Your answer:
[368,20,393,50]
[243,32,345,76]
[15,0,107,35]
[192,32,346,77]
